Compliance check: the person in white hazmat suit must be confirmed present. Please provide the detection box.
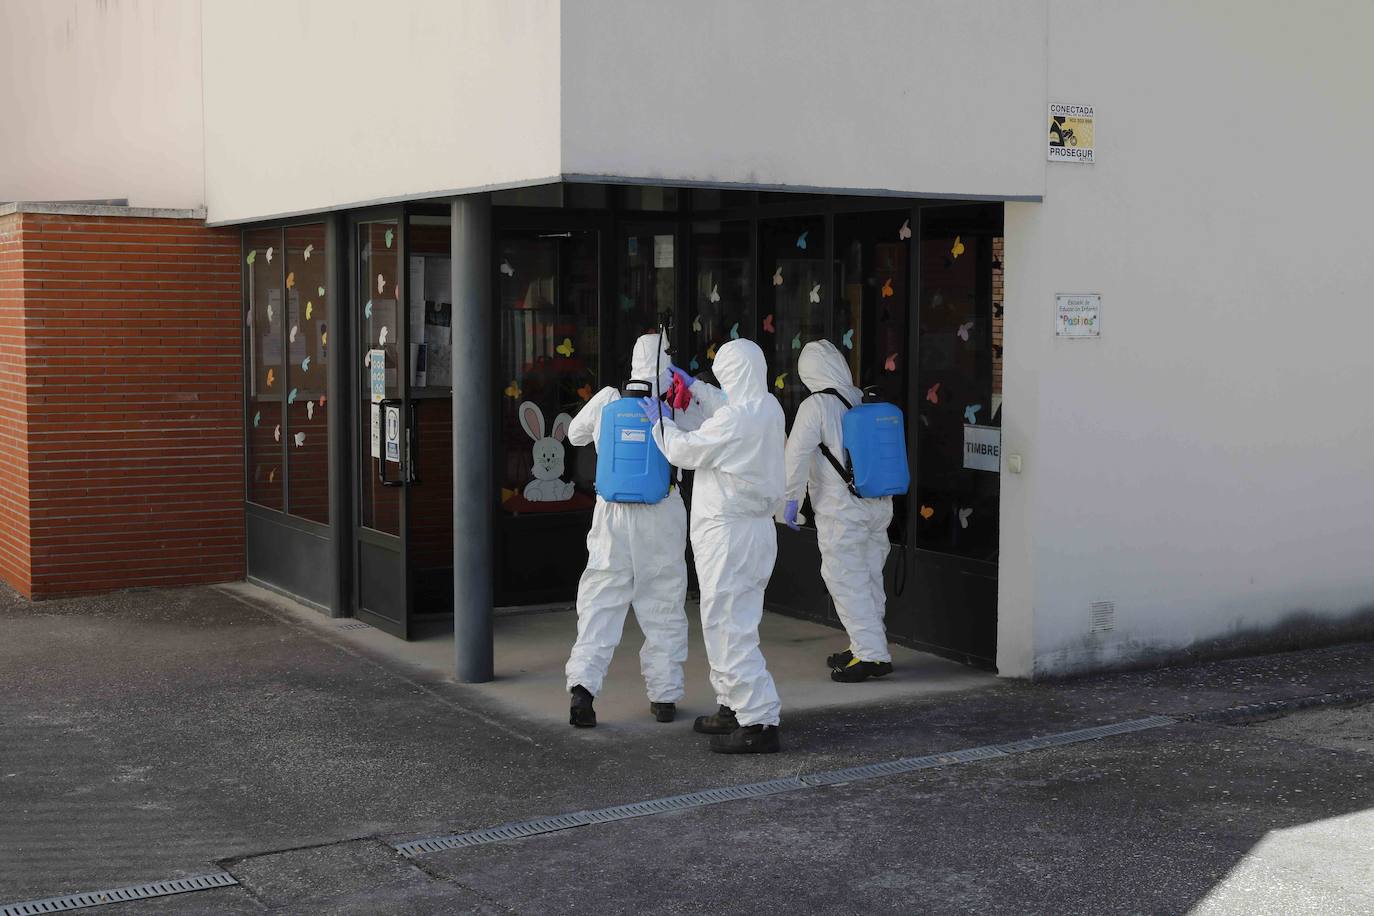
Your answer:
[782,339,895,682]
[564,332,705,727]
[640,338,785,754]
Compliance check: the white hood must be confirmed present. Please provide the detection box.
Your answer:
[797,339,862,405]
[712,339,770,404]
[630,332,672,397]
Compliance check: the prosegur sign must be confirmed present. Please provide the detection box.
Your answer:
[1048,103,1095,163]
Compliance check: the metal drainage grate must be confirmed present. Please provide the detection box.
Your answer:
[1,873,237,916]
[337,622,371,630]
[395,716,1176,858]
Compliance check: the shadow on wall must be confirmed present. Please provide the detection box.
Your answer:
[1036,603,1374,681]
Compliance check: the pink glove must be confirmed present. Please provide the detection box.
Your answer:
[666,375,693,412]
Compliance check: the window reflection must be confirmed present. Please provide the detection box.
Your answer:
[614,224,674,387]
[760,215,826,421]
[284,223,329,524]
[245,227,284,510]
[688,220,751,385]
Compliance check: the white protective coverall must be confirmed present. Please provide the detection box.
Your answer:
[783,340,894,663]
[651,339,785,727]
[564,333,702,702]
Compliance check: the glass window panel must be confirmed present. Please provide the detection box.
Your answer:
[689,188,755,212]
[915,204,1003,561]
[614,224,675,386]
[358,219,402,536]
[832,210,912,541]
[497,230,599,513]
[759,215,826,421]
[619,185,679,211]
[283,223,329,524]
[244,227,284,510]
[491,184,563,208]
[686,220,751,384]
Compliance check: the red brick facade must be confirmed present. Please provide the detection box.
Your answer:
[0,209,245,598]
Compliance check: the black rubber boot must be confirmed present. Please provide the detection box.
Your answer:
[830,659,895,683]
[710,724,781,754]
[569,685,596,727]
[693,705,739,735]
[650,702,676,723]
[826,648,854,669]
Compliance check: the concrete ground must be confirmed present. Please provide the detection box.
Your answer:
[4,583,1374,914]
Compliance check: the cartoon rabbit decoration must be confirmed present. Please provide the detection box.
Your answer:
[519,401,575,501]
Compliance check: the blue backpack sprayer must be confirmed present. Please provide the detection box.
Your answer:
[593,318,674,504]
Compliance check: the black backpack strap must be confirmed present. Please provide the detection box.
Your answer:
[813,389,859,496]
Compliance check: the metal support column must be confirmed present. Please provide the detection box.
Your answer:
[451,194,495,682]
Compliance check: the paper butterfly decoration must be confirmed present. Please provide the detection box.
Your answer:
[809,283,821,304]
[246,250,256,265]
[842,328,854,350]
[364,300,372,319]
[899,219,912,241]
[618,294,634,312]
[774,372,788,390]
[384,228,394,249]
[378,326,389,346]
[305,301,313,320]
[881,278,894,299]
[796,231,809,250]
[306,401,315,421]
[951,236,965,259]
[577,383,593,401]
[266,368,275,388]
[919,415,930,427]
[708,283,721,304]
[274,424,281,443]
[363,352,370,368]
[556,338,575,357]
[964,404,981,424]
[317,286,325,297]
[301,356,311,372]
[919,505,934,519]
[884,353,897,372]
[957,322,973,341]
[692,315,702,332]
[321,330,327,347]
[772,267,784,287]
[504,380,521,399]
[959,508,973,529]
[253,411,261,428]
[689,356,700,371]
[286,272,295,290]
[377,273,386,294]
[499,260,515,277]
[289,325,298,344]
[729,322,740,340]
[791,333,801,350]
[245,310,252,327]
[269,468,276,483]
[762,314,775,333]
[267,302,273,323]
[294,432,306,447]
[707,342,718,360]
[287,388,298,405]
[304,243,314,261]
[266,247,274,264]
[925,382,940,404]
[319,394,327,408]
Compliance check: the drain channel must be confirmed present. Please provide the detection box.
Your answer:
[395,714,1175,858]
[0,873,237,916]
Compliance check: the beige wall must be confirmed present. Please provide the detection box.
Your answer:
[997,0,1374,677]
[0,0,205,209]
[200,0,563,224]
[559,0,1047,199]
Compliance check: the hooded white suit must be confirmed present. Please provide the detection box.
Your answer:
[564,333,703,702]
[783,340,894,663]
[652,339,785,727]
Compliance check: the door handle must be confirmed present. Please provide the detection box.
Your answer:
[407,400,421,485]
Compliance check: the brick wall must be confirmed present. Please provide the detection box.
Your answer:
[7,211,245,598]
[0,214,32,594]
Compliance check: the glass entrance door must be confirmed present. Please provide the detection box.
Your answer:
[353,212,413,636]
[493,226,601,605]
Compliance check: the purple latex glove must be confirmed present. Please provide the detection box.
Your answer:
[668,365,695,389]
[783,499,800,530]
[638,396,663,423]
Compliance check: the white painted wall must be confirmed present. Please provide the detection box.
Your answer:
[0,0,205,209]
[998,0,1374,677]
[559,0,1047,199]
[200,0,563,224]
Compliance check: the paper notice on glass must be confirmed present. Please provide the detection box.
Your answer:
[424,256,451,304]
[653,235,674,269]
[425,301,453,387]
[370,403,381,459]
[408,257,426,346]
[410,341,427,388]
[369,349,386,403]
